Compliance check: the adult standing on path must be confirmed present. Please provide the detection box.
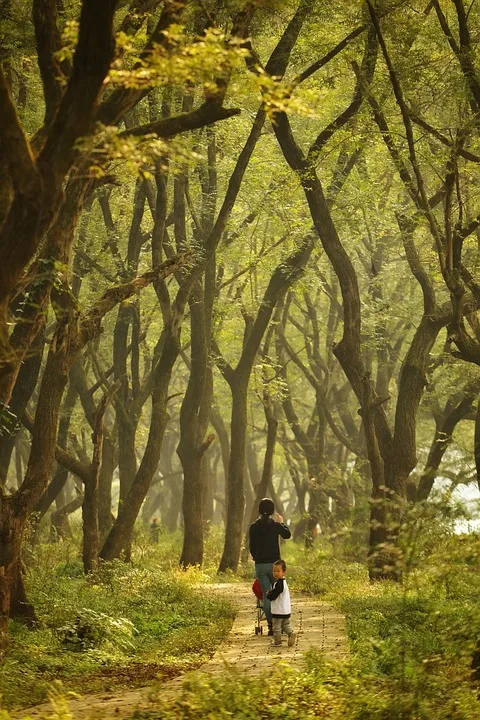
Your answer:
[249,498,291,635]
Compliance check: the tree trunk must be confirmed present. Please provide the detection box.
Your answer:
[177,274,215,567]
[50,493,83,540]
[82,392,109,573]
[417,390,477,500]
[33,379,78,524]
[210,405,230,495]
[8,557,36,625]
[178,458,204,566]
[0,496,33,637]
[98,433,115,540]
[243,443,259,532]
[218,379,248,573]
[166,474,183,532]
[241,399,278,562]
[203,452,215,528]
[100,324,180,561]
[0,331,44,487]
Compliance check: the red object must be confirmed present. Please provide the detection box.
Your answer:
[252,579,263,600]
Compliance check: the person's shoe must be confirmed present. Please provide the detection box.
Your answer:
[271,640,282,647]
[268,624,274,636]
[288,632,297,647]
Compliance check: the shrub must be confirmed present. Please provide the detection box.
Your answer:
[58,608,136,651]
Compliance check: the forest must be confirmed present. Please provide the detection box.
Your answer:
[2,0,480,717]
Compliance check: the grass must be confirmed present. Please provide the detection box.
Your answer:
[0,526,236,710]
[128,653,480,720]
[4,512,480,719]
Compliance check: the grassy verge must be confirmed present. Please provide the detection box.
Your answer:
[128,653,480,720]
[0,529,236,710]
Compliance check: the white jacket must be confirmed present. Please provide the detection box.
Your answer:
[269,577,291,617]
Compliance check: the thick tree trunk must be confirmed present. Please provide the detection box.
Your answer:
[178,458,204,567]
[218,380,248,573]
[359,373,393,580]
[177,273,215,567]
[0,496,33,638]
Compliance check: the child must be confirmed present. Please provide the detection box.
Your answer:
[266,559,296,647]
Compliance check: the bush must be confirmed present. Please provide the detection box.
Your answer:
[58,608,136,651]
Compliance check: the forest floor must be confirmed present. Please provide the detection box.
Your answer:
[15,583,348,720]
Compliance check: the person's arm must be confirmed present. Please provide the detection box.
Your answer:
[249,524,257,560]
[277,523,291,540]
[266,578,284,600]
[273,512,291,539]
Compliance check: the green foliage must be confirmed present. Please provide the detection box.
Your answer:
[129,653,480,720]
[129,525,480,720]
[108,26,249,92]
[0,537,235,711]
[58,608,135,652]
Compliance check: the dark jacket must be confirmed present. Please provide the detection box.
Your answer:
[249,518,291,563]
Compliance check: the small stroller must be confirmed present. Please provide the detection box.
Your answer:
[252,579,266,635]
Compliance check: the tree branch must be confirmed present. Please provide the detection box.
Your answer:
[0,67,39,198]
[32,0,65,128]
[124,103,240,138]
[410,111,480,163]
[307,23,378,161]
[38,0,119,179]
[22,411,91,484]
[294,24,367,87]
[97,0,186,125]
[278,329,364,457]
[80,252,190,344]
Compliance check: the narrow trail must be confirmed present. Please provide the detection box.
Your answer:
[15,584,348,720]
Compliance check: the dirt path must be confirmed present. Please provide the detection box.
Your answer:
[15,584,348,720]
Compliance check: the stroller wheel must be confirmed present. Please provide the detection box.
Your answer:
[260,626,263,635]
[255,626,259,635]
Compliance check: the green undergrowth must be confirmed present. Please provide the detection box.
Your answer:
[0,529,236,711]
[4,513,480,719]
[228,512,480,719]
[127,652,479,720]
[128,534,480,719]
